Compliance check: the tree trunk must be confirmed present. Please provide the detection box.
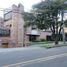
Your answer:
[55,16,59,45]
[55,34,59,45]
[55,40,58,45]
[52,32,59,45]
[52,25,55,41]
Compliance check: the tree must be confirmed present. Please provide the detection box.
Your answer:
[23,0,67,45]
[23,12,36,28]
[32,0,67,45]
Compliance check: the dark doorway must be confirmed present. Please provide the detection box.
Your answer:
[29,35,36,41]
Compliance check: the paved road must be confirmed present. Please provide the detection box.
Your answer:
[0,46,67,67]
[22,56,67,67]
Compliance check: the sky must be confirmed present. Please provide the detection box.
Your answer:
[0,0,41,11]
[0,0,41,17]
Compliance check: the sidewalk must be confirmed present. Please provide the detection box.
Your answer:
[0,47,41,53]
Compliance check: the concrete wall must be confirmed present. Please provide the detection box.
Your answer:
[4,4,25,47]
[0,37,10,48]
[10,4,24,47]
[64,28,67,33]
[38,31,52,40]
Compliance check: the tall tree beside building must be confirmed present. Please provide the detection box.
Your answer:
[24,0,67,45]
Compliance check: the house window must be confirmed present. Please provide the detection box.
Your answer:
[0,29,10,37]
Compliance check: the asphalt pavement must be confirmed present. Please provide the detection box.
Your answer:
[0,46,67,67]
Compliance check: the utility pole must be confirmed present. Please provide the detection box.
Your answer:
[61,10,65,44]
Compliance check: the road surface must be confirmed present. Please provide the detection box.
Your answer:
[0,46,67,67]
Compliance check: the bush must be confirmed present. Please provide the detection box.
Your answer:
[40,39,46,42]
[32,40,40,42]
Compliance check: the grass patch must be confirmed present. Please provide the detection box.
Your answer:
[30,41,52,45]
[40,44,55,48]
[29,41,67,49]
[40,44,67,49]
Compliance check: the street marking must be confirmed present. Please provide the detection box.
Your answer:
[2,53,67,67]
